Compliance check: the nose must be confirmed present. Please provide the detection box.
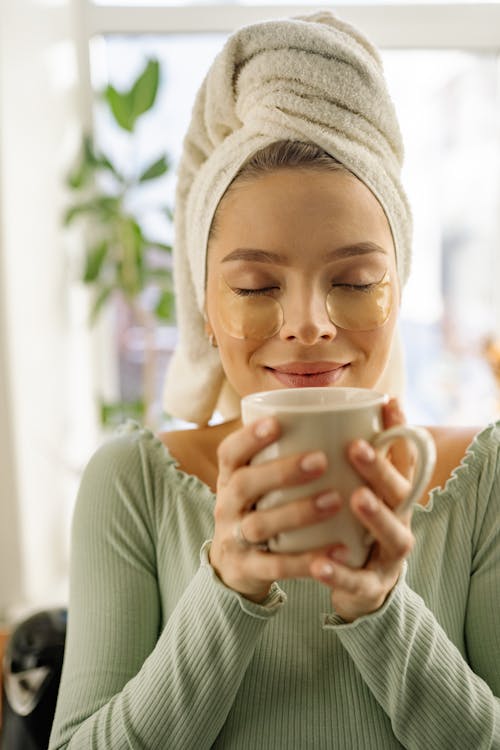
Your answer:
[278,286,338,344]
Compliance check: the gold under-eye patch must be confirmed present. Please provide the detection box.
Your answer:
[216,272,392,340]
[325,272,392,331]
[217,275,283,339]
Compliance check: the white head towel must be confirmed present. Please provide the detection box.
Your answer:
[163,11,412,425]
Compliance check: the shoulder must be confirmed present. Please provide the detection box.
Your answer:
[75,421,180,532]
[84,420,175,482]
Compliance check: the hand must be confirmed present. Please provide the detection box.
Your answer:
[309,399,416,622]
[209,417,344,603]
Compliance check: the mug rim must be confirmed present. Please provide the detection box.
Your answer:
[241,386,388,414]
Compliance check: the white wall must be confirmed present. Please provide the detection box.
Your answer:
[0,98,23,624]
[0,0,98,621]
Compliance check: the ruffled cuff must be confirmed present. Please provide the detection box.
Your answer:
[200,540,287,619]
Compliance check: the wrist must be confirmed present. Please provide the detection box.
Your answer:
[208,543,272,602]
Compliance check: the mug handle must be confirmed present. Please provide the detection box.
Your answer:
[371,425,437,514]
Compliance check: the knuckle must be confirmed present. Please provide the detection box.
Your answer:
[363,579,382,604]
[216,440,232,469]
[379,456,395,484]
[348,578,363,596]
[394,531,414,558]
[229,470,248,500]
[275,462,292,487]
[307,498,322,521]
[213,503,225,523]
[289,499,310,525]
[247,514,264,540]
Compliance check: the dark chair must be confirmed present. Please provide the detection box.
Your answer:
[1,608,67,750]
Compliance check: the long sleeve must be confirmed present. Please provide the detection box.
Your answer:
[323,423,500,749]
[49,431,285,750]
[50,421,500,749]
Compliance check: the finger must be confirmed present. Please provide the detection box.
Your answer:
[310,556,376,593]
[351,487,414,560]
[223,449,328,517]
[246,548,318,584]
[217,417,280,487]
[382,398,416,480]
[347,438,411,510]
[241,489,343,545]
[309,555,398,621]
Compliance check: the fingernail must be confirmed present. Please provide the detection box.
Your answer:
[353,440,376,463]
[359,489,378,514]
[254,418,275,439]
[319,561,335,577]
[300,451,327,473]
[315,490,341,510]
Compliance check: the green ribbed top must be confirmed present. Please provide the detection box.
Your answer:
[49,421,500,749]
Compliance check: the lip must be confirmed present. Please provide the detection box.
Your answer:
[266,362,349,388]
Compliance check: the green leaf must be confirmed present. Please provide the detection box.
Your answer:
[97,154,124,182]
[64,196,121,226]
[83,134,125,182]
[104,84,134,132]
[139,155,169,183]
[66,135,95,189]
[129,59,160,122]
[99,399,145,428]
[63,203,87,226]
[89,285,114,325]
[117,217,145,297]
[66,134,125,189]
[154,290,175,321]
[67,158,89,190]
[162,205,174,223]
[83,241,109,283]
[83,134,97,165]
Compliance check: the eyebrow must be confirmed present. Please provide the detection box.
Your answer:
[221,242,388,264]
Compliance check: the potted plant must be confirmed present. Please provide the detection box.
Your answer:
[64,58,174,428]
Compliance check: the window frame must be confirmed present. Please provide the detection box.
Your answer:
[86,3,500,49]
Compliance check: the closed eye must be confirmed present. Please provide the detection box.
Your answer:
[333,282,377,292]
[232,287,279,297]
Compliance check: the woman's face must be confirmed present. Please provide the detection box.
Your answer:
[205,168,400,399]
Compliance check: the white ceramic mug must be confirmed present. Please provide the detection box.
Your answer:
[241,387,436,567]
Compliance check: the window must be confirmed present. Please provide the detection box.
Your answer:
[90,26,500,426]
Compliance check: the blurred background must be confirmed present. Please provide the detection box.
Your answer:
[2,0,500,628]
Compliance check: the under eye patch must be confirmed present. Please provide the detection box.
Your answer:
[217,275,284,338]
[325,273,392,331]
[216,273,392,340]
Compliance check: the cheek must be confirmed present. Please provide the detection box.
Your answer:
[349,300,399,375]
[214,335,264,398]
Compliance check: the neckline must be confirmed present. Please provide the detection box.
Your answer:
[414,430,478,514]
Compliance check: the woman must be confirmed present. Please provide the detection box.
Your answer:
[50,11,500,749]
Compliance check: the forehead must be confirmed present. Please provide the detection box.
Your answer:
[208,169,395,266]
